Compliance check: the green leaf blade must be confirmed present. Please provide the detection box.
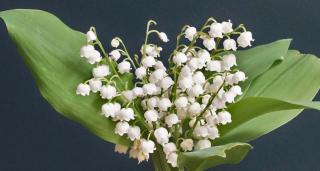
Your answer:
[0,9,131,146]
[179,142,252,171]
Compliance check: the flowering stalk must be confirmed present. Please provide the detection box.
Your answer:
[77,17,253,169]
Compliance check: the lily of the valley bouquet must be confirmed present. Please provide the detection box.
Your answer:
[1,9,320,171]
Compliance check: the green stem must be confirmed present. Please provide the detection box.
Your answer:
[152,145,182,171]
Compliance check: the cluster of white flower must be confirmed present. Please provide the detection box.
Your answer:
[76,18,253,167]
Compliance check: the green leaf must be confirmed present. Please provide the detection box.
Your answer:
[215,50,320,144]
[179,142,252,171]
[236,39,291,93]
[0,9,132,145]
[215,97,320,144]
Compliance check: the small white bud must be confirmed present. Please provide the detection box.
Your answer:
[111,38,120,48]
[86,30,97,42]
[159,32,169,42]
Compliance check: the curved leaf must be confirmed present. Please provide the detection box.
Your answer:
[0,9,132,145]
[215,50,320,144]
[236,39,291,93]
[178,142,252,171]
[215,97,320,144]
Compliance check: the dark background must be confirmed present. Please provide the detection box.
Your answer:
[0,0,320,170]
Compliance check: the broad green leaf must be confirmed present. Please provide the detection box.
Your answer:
[179,142,252,171]
[215,51,320,144]
[215,97,320,144]
[236,39,291,93]
[0,9,132,145]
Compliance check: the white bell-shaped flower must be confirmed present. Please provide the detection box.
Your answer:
[115,121,129,136]
[187,84,204,97]
[222,54,237,71]
[159,32,169,42]
[185,26,197,41]
[100,85,117,99]
[118,61,131,74]
[147,97,159,109]
[80,45,94,58]
[158,98,172,111]
[145,45,162,57]
[86,49,102,64]
[221,20,233,33]
[192,71,206,85]
[223,39,237,51]
[201,94,211,104]
[92,65,110,78]
[160,76,174,90]
[207,126,220,140]
[205,113,219,126]
[188,102,202,116]
[139,139,155,155]
[111,38,120,48]
[222,91,237,103]
[114,144,128,154]
[194,125,209,138]
[187,57,199,71]
[149,69,167,83]
[135,66,147,79]
[212,97,226,109]
[155,61,166,70]
[180,139,194,152]
[203,38,216,51]
[173,52,187,65]
[197,49,211,63]
[163,142,177,156]
[230,85,242,96]
[195,139,211,150]
[128,126,141,141]
[142,56,156,68]
[117,108,135,122]
[143,83,158,95]
[109,49,121,61]
[180,65,192,77]
[233,71,246,83]
[122,90,135,101]
[206,60,221,72]
[86,30,97,42]
[165,114,180,127]
[89,79,102,93]
[178,76,193,91]
[209,22,223,38]
[132,87,144,97]
[154,127,170,145]
[102,103,120,118]
[237,31,254,48]
[174,97,188,109]
[167,152,178,167]
[217,111,232,125]
[76,83,90,96]
[144,110,159,123]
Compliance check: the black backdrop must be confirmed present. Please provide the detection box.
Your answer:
[0,0,320,170]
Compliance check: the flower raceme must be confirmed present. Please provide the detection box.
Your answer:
[76,18,252,167]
